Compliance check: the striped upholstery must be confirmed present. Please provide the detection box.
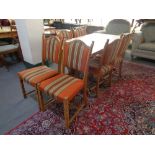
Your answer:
[39,74,84,101]
[73,26,87,38]
[57,30,73,41]
[102,39,120,65]
[63,40,92,72]
[89,58,112,75]
[114,34,131,65]
[43,36,62,64]
[18,66,58,86]
[101,65,112,75]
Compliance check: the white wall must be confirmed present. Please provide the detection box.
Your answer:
[15,19,44,65]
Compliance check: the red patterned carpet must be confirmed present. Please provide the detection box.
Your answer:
[6,61,155,135]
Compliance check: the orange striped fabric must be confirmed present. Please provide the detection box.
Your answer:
[89,62,112,76]
[101,65,112,75]
[114,34,131,65]
[118,34,130,58]
[102,39,120,66]
[73,26,87,38]
[39,74,84,101]
[44,36,62,64]
[63,40,91,72]
[57,30,73,41]
[18,66,58,86]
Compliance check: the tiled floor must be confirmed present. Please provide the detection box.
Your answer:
[0,50,155,134]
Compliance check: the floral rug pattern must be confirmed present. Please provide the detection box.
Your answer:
[6,61,155,135]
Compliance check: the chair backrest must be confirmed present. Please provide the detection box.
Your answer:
[116,33,132,59]
[73,26,87,38]
[62,40,94,75]
[102,38,121,66]
[106,19,130,35]
[57,30,73,41]
[42,34,63,68]
[141,22,155,42]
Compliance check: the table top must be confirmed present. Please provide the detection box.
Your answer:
[66,33,120,54]
[0,27,17,39]
[0,27,16,33]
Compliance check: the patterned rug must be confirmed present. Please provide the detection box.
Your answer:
[6,61,155,135]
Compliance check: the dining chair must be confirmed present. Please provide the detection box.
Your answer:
[114,33,132,78]
[17,35,63,110]
[0,37,19,70]
[89,38,121,97]
[73,26,87,38]
[37,40,94,128]
[57,29,73,42]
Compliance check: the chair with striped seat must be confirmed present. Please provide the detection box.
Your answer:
[89,38,121,97]
[114,33,132,78]
[38,40,94,128]
[18,35,63,110]
[73,26,87,38]
[57,30,73,42]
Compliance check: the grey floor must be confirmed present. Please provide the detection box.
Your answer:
[0,50,155,134]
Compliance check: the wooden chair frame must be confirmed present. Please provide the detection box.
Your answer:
[114,33,133,78]
[18,35,63,107]
[0,37,20,70]
[89,38,122,97]
[37,40,94,128]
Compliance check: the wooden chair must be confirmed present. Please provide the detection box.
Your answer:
[17,35,63,110]
[114,33,132,78]
[89,38,121,97]
[57,30,73,42]
[0,37,20,70]
[73,26,87,38]
[37,40,94,128]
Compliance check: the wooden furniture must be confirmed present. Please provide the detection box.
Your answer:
[0,27,17,39]
[17,35,63,110]
[56,29,73,41]
[72,26,87,38]
[89,38,121,96]
[114,33,132,78]
[0,42,19,70]
[38,40,94,128]
[66,33,120,54]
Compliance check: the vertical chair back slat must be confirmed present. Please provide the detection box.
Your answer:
[102,39,121,66]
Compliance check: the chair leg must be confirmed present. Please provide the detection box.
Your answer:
[35,85,41,111]
[19,77,27,98]
[38,89,45,112]
[63,100,70,128]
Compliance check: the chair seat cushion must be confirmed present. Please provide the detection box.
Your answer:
[18,65,58,86]
[89,58,112,75]
[0,43,19,53]
[101,65,112,75]
[39,74,84,101]
[138,42,155,52]
[89,57,101,69]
